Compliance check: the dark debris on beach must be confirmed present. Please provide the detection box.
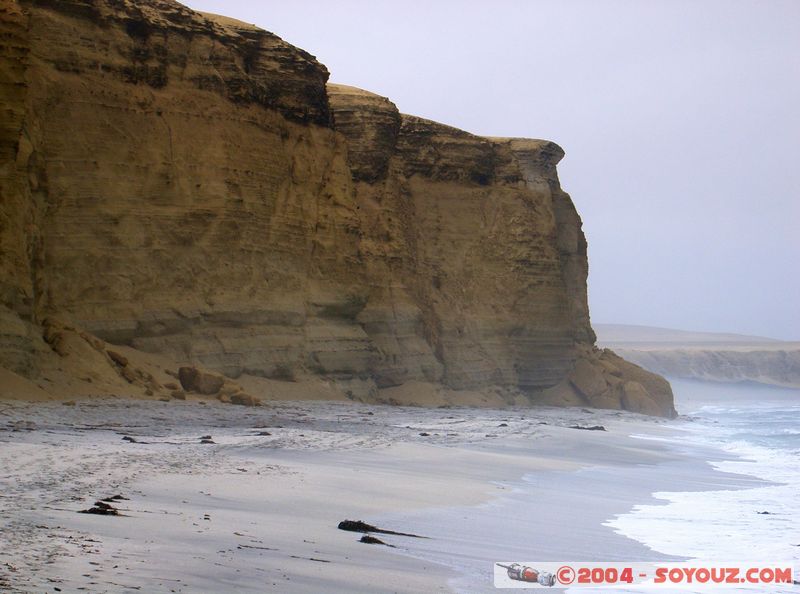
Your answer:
[337,519,426,539]
[78,501,120,516]
[359,535,395,547]
[568,425,607,431]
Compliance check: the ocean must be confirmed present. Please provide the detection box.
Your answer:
[372,379,799,593]
[603,379,800,593]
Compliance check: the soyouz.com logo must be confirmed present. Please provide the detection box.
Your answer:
[493,562,797,589]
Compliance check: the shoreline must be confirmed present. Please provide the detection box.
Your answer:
[0,397,769,593]
[367,426,766,593]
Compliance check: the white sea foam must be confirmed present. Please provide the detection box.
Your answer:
[604,385,800,594]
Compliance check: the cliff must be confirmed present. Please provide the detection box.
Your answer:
[0,0,675,416]
[595,325,800,389]
[614,348,800,388]
[596,324,800,389]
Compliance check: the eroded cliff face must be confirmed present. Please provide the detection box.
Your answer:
[614,348,800,389]
[0,0,675,416]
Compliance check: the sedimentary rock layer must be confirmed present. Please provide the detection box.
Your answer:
[0,0,675,416]
[615,348,800,389]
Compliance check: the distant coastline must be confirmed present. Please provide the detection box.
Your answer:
[596,324,800,389]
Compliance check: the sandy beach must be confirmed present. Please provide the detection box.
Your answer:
[0,0,796,591]
[0,395,769,594]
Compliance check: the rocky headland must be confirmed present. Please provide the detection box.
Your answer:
[596,324,800,389]
[0,0,674,416]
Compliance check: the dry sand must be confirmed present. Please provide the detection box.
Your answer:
[0,398,754,593]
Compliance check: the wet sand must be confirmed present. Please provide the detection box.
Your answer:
[0,398,754,593]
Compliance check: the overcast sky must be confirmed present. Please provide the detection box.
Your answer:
[189,0,799,340]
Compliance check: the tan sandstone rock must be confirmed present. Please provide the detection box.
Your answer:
[230,392,261,407]
[178,366,225,395]
[0,0,675,416]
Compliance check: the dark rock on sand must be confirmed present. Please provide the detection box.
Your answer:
[290,555,330,563]
[101,494,129,502]
[359,535,395,547]
[569,425,607,431]
[337,519,425,538]
[79,501,119,515]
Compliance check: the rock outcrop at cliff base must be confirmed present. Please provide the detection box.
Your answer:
[0,0,676,417]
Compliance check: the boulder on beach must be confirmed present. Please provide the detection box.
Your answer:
[178,366,225,395]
